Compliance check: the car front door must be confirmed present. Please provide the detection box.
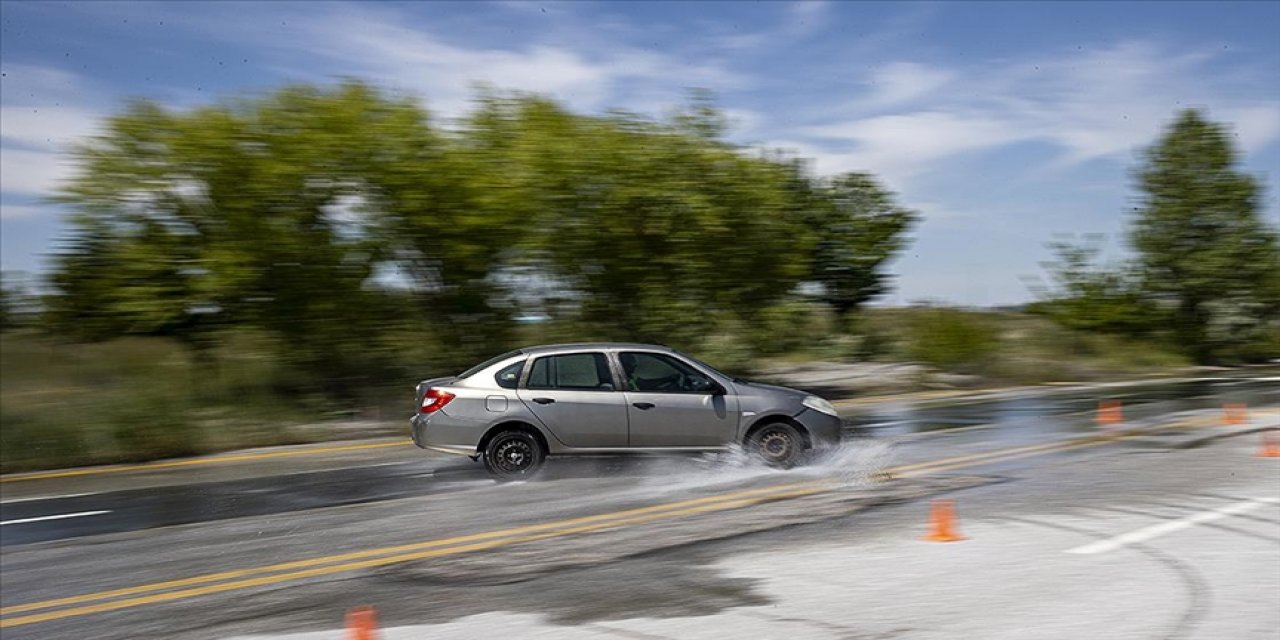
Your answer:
[516,351,628,448]
[617,351,737,448]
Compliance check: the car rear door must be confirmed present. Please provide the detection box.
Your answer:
[516,351,629,448]
[617,351,737,448]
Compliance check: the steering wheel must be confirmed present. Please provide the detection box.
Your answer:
[652,373,681,391]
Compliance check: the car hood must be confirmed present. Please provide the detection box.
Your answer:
[732,380,810,401]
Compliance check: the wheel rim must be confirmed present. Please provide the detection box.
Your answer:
[757,429,794,462]
[492,438,535,474]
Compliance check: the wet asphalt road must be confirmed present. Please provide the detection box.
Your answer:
[1,376,1276,547]
[0,374,1277,639]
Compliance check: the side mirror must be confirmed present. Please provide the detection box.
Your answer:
[708,382,727,396]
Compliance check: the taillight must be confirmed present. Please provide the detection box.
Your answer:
[420,388,456,414]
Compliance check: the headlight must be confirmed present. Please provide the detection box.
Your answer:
[802,395,839,416]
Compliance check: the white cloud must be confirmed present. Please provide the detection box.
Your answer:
[860,62,954,109]
[710,1,831,51]
[0,148,75,197]
[776,40,1280,185]
[0,62,83,102]
[252,5,746,119]
[1223,105,1280,154]
[1,105,103,151]
[0,64,103,208]
[802,112,1022,183]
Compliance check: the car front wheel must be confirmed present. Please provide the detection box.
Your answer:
[483,430,545,480]
[748,422,806,468]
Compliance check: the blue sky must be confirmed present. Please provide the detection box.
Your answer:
[2,0,1278,305]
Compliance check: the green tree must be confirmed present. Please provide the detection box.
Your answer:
[1029,234,1156,335]
[48,82,920,386]
[0,273,18,331]
[50,83,464,389]
[465,94,813,347]
[805,172,917,319]
[1132,109,1280,362]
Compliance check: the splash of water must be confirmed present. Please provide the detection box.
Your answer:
[619,438,898,500]
[801,438,896,488]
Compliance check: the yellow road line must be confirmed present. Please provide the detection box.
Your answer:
[0,441,413,484]
[0,426,1153,624]
[886,429,1145,475]
[895,436,1126,478]
[3,408,1273,626]
[1,483,825,628]
[0,481,818,617]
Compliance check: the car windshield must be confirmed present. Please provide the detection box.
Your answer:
[673,351,727,378]
[458,350,523,379]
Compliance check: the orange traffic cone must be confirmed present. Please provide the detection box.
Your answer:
[1096,400,1123,426]
[1257,432,1280,459]
[346,606,379,640]
[1223,403,1248,425]
[923,499,966,542]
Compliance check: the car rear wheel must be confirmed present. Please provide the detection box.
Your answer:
[483,430,545,480]
[748,422,806,468]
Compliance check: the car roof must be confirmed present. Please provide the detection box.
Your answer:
[518,342,675,355]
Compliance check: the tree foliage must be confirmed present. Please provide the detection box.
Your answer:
[805,173,918,318]
[1034,109,1279,363]
[1030,234,1156,335]
[1132,109,1279,362]
[45,82,918,390]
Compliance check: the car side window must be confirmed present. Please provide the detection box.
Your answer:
[494,361,523,389]
[619,352,716,393]
[526,353,615,391]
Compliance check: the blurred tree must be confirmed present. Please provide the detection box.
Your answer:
[466,94,813,348]
[0,274,18,331]
[804,173,918,319]
[48,82,920,390]
[1132,109,1280,363]
[1028,234,1157,336]
[49,83,459,390]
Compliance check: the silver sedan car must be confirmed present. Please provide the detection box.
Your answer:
[411,343,844,479]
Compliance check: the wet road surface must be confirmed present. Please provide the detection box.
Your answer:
[0,374,1276,639]
[2,376,1276,547]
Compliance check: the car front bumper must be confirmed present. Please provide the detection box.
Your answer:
[794,408,845,447]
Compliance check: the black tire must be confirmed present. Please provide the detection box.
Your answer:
[483,430,546,480]
[747,422,806,468]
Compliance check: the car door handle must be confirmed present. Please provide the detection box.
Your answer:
[632,402,655,410]
[532,397,555,405]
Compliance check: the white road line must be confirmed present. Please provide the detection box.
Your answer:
[0,492,98,505]
[0,510,111,526]
[1065,497,1280,554]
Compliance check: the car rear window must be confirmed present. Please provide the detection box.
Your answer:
[494,361,524,389]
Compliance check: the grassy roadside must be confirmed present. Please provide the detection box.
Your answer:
[0,332,404,473]
[873,307,1190,384]
[750,307,1192,388]
[0,308,1202,473]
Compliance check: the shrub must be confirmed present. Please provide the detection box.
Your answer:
[907,308,1000,372]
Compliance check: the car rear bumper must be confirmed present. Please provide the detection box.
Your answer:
[410,414,482,455]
